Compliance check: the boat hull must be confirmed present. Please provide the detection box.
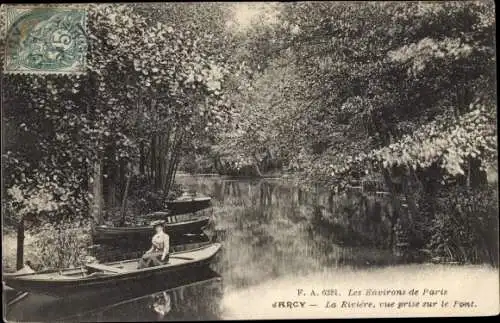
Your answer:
[166,197,211,214]
[92,216,210,243]
[3,244,221,298]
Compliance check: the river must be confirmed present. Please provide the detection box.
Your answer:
[4,175,499,321]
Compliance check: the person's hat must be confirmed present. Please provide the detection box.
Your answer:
[150,220,166,228]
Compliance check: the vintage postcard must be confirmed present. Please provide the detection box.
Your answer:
[1,1,498,321]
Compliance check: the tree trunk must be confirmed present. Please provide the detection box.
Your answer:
[107,175,117,210]
[164,130,182,195]
[106,147,117,209]
[119,159,126,195]
[164,149,177,196]
[89,160,104,225]
[253,153,263,177]
[167,153,180,195]
[119,163,132,226]
[151,135,156,185]
[382,169,401,210]
[157,134,163,190]
[161,126,173,191]
[466,157,471,187]
[139,142,145,176]
[253,164,263,177]
[401,175,417,234]
[422,165,440,219]
[382,168,403,247]
[16,218,25,270]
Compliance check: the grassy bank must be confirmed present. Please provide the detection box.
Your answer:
[2,223,92,273]
[2,232,37,273]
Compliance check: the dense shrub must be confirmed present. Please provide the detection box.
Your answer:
[426,185,498,265]
[30,220,92,270]
[127,176,184,216]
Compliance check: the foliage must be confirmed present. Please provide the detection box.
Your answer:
[427,186,499,265]
[30,220,92,270]
[215,57,306,174]
[211,1,497,264]
[216,1,496,187]
[2,3,240,226]
[328,102,497,183]
[1,3,497,266]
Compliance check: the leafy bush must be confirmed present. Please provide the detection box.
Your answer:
[129,176,182,214]
[166,183,184,200]
[134,190,165,214]
[30,220,92,270]
[427,185,498,265]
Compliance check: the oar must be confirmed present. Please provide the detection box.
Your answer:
[183,233,204,237]
[7,291,29,307]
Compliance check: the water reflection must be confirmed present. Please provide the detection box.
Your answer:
[151,291,171,319]
[71,269,223,322]
[176,175,399,292]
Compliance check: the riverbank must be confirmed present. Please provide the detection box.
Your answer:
[2,227,91,273]
[176,171,296,180]
[3,174,497,274]
[2,232,37,273]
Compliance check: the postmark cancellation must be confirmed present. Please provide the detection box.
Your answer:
[3,5,87,74]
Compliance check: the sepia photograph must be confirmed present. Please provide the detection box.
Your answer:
[1,1,498,321]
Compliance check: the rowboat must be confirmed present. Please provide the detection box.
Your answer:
[166,196,211,214]
[92,215,210,242]
[3,243,221,298]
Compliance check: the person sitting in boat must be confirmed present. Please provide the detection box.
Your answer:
[137,220,170,269]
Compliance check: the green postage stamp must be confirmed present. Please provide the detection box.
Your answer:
[3,5,87,74]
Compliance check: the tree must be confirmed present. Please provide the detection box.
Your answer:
[216,1,496,258]
[2,3,239,268]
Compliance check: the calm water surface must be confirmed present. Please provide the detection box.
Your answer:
[7,175,405,321]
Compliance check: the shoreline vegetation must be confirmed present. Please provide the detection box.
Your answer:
[3,172,497,273]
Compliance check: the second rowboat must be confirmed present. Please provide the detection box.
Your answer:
[92,216,210,243]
